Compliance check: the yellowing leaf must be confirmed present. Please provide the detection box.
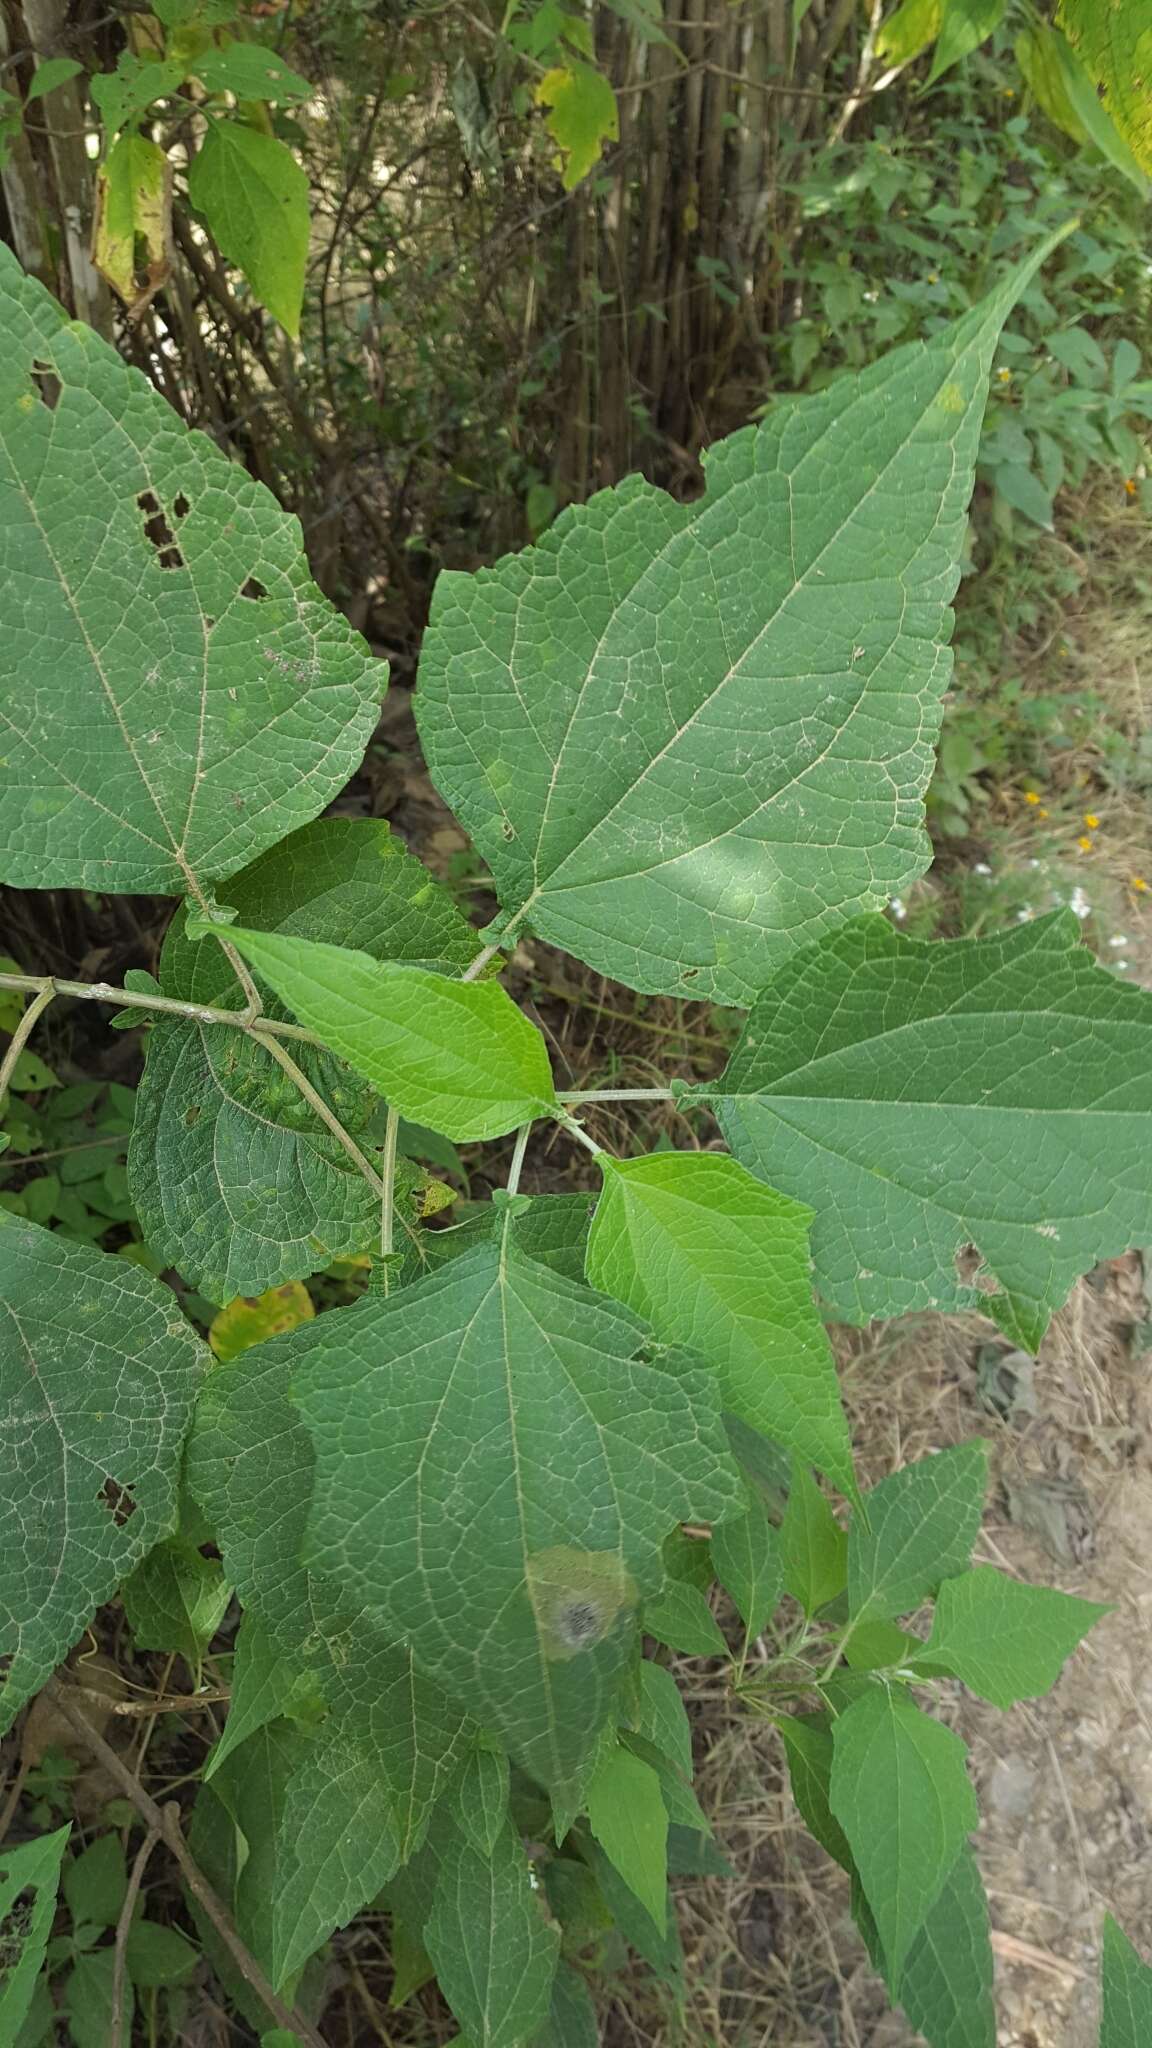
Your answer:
[1059,0,1152,175]
[535,63,618,189]
[209,1282,315,1362]
[93,133,173,316]
[877,0,942,67]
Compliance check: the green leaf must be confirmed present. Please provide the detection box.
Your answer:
[1100,1915,1152,2048]
[125,1919,199,1988]
[642,1577,727,1658]
[1015,24,1089,144]
[415,196,1064,1007]
[628,1660,693,1779]
[90,55,185,136]
[777,1713,853,1869]
[192,43,311,103]
[63,1949,133,2048]
[186,120,309,335]
[1058,1,1152,176]
[456,1747,511,1859]
[0,1827,70,2043]
[993,461,1054,530]
[93,133,171,312]
[579,1837,681,1987]
[120,1539,232,1664]
[268,1713,404,1987]
[844,1618,924,1672]
[711,1494,783,1637]
[583,1744,668,1930]
[130,819,476,1300]
[0,1217,206,1731]
[714,912,1152,1337]
[877,0,942,65]
[779,1460,848,1614]
[188,1312,474,1861]
[206,1611,322,1781]
[0,245,377,894]
[295,1241,738,1800]
[923,0,1006,86]
[225,925,557,1142]
[854,1845,995,2048]
[532,1961,599,2048]
[24,56,83,101]
[424,1817,560,2048]
[917,1566,1107,1706]
[586,1152,854,1493]
[848,1444,988,1623]
[830,1687,977,1985]
[535,63,619,188]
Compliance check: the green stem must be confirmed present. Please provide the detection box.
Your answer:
[558,1087,675,1104]
[505,1123,533,1197]
[379,1106,400,1259]
[0,983,56,1103]
[253,1029,385,1200]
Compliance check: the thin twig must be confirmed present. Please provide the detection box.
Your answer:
[110,1826,160,2048]
[555,1111,604,1159]
[0,971,322,1047]
[0,984,56,1101]
[42,1678,328,2048]
[217,936,264,1023]
[0,1754,30,1849]
[253,1029,385,1199]
[64,1682,232,1717]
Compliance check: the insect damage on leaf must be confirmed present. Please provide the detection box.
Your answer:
[526,1547,638,1661]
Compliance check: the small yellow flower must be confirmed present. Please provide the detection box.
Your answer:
[1126,478,1138,497]
[927,272,939,284]
[1059,643,1069,656]
[1084,813,1101,830]
[1024,790,1041,805]
[1132,876,1149,893]
[1002,87,1015,97]
[1037,807,1049,819]
[1077,835,1094,854]
[997,367,1013,383]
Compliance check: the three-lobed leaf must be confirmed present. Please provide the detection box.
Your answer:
[713,912,1152,1342]
[225,924,557,1141]
[848,1443,988,1624]
[916,1565,1107,1706]
[586,1151,854,1493]
[830,1686,977,1986]
[0,1218,206,1730]
[295,1241,739,1801]
[0,246,378,894]
[416,241,1063,1004]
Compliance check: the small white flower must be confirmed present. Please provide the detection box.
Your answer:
[973,862,992,876]
[1070,886,1091,920]
[889,897,907,920]
[1109,935,1129,948]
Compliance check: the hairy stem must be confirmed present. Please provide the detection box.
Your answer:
[558,1087,675,1104]
[460,940,502,982]
[0,970,323,1047]
[43,1677,329,2048]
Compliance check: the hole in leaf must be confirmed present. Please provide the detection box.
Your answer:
[173,493,190,520]
[0,1651,12,1680]
[240,577,269,601]
[29,359,59,409]
[681,967,700,982]
[136,491,184,570]
[97,1476,138,1528]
